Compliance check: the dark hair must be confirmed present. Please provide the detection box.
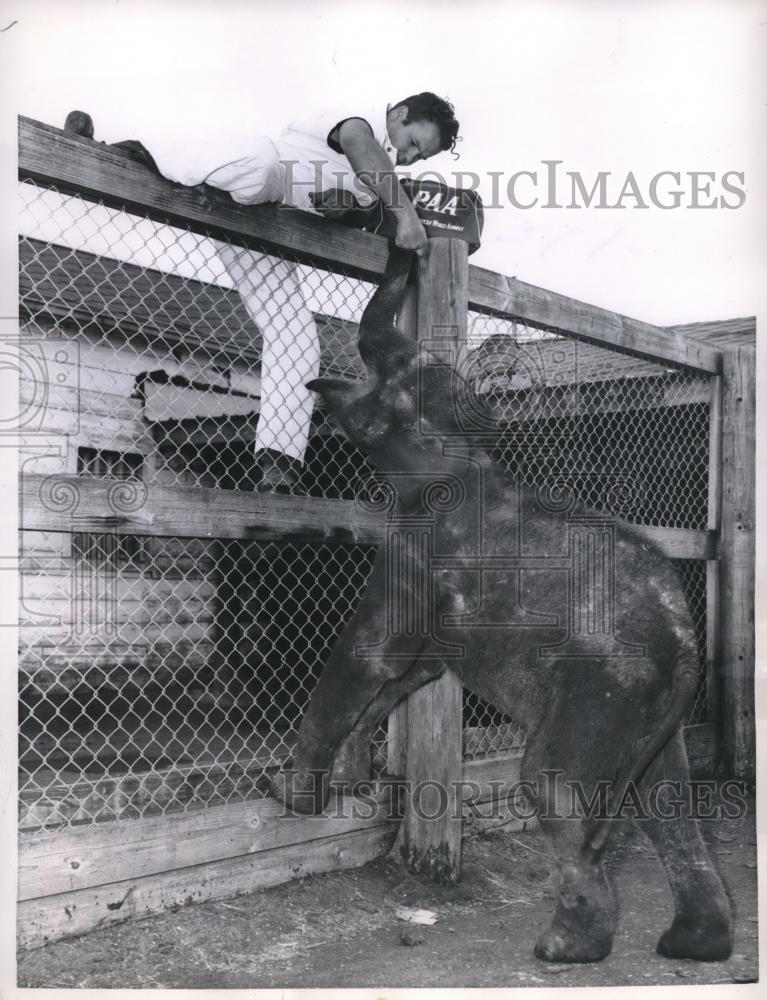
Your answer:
[392,92,461,157]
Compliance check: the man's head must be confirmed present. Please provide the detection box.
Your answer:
[387,93,460,166]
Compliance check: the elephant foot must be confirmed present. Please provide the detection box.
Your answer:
[330,735,373,786]
[270,767,329,815]
[534,862,616,964]
[656,909,733,962]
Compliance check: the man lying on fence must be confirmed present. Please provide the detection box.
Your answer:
[66,96,460,491]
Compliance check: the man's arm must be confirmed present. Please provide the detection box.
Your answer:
[336,119,427,253]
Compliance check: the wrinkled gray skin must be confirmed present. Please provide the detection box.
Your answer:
[271,248,732,963]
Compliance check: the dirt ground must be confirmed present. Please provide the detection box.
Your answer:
[18,798,759,989]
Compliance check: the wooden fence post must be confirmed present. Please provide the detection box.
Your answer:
[403,671,464,881]
[396,239,469,881]
[718,345,755,784]
[383,280,419,788]
[703,374,723,768]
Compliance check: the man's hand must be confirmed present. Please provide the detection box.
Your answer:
[395,215,428,254]
[338,119,429,256]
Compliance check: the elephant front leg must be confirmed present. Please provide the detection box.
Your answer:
[329,656,444,789]
[272,540,456,813]
[522,685,624,963]
[273,626,436,814]
[330,725,376,787]
[531,797,619,962]
[271,711,380,817]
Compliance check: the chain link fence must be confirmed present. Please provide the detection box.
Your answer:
[19,178,385,831]
[19,531,380,830]
[459,312,712,747]
[18,176,713,832]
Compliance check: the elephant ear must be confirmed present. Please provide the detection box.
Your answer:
[306,376,355,395]
[305,377,366,418]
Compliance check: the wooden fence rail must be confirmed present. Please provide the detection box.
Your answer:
[19,116,721,374]
[19,474,716,558]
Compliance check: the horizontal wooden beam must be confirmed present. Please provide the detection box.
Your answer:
[468,267,722,375]
[19,751,527,899]
[20,474,385,545]
[20,117,721,374]
[18,795,398,901]
[20,474,712,558]
[463,751,523,803]
[18,116,391,281]
[629,525,715,560]
[486,375,709,424]
[16,750,528,948]
[668,316,755,347]
[18,823,396,950]
[19,749,295,833]
[19,749,526,900]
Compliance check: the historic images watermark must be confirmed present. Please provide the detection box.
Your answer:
[281,160,747,211]
[422,163,747,211]
[276,770,749,824]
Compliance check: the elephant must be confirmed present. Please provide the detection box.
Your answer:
[271,245,733,964]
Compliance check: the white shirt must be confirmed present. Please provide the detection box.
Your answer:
[150,107,394,213]
[277,106,393,211]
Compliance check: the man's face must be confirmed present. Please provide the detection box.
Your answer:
[388,106,442,166]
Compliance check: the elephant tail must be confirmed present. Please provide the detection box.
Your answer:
[581,640,701,861]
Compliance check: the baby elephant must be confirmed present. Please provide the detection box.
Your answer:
[272,246,733,964]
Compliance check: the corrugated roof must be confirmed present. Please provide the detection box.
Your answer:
[667,317,755,347]
[19,238,365,377]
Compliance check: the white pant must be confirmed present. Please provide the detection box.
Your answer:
[214,241,319,461]
[200,139,319,463]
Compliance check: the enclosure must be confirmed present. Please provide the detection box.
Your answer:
[16,116,755,947]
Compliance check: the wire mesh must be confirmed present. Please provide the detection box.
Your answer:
[464,312,710,529]
[19,534,378,830]
[675,559,710,726]
[19,180,377,498]
[18,176,715,830]
[18,178,383,830]
[459,312,712,752]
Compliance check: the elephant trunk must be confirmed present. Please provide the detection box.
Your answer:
[358,246,413,371]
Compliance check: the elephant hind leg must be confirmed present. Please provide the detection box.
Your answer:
[637,729,733,961]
